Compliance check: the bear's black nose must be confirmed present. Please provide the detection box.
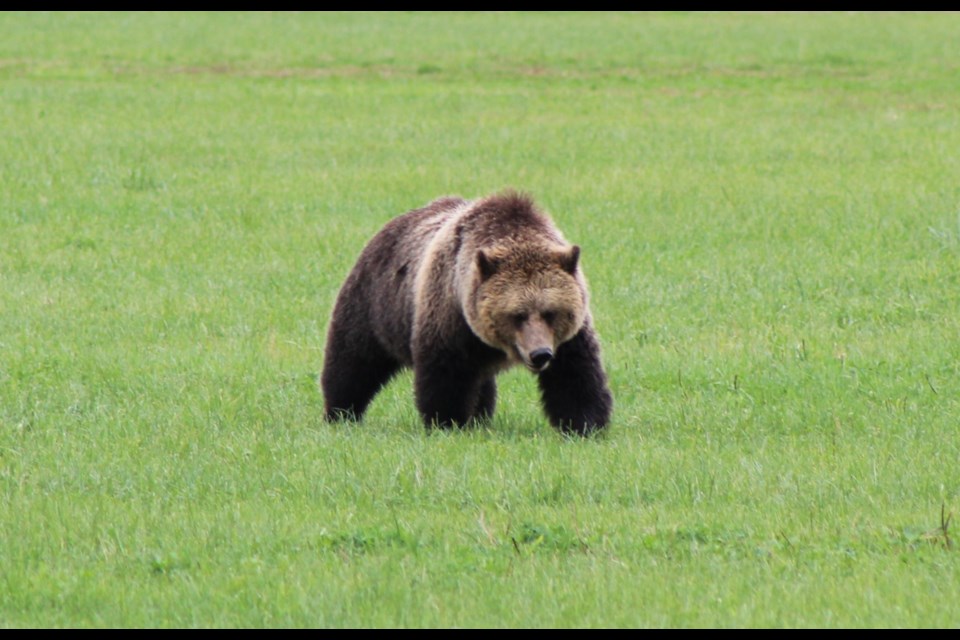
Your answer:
[530,348,554,370]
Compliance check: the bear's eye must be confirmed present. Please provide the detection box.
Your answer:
[542,311,556,324]
[511,312,528,327]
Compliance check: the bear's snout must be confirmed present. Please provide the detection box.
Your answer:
[529,347,554,371]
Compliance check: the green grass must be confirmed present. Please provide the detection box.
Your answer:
[2,11,960,627]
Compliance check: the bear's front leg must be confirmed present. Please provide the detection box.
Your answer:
[474,377,497,422]
[537,324,613,436]
[412,350,486,429]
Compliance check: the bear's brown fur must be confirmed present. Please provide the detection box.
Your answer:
[321,191,612,434]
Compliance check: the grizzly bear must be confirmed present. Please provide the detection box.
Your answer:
[321,191,613,435]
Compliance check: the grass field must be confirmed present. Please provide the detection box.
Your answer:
[2,11,959,627]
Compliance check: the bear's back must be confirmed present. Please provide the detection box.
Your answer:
[351,196,468,364]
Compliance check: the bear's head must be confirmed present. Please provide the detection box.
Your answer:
[467,243,587,372]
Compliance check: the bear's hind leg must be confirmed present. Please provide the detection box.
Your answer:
[322,330,401,422]
[537,325,613,436]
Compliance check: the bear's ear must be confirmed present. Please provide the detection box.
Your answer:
[558,245,580,275]
[477,249,500,280]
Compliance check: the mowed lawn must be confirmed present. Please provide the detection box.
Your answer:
[1,11,959,627]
